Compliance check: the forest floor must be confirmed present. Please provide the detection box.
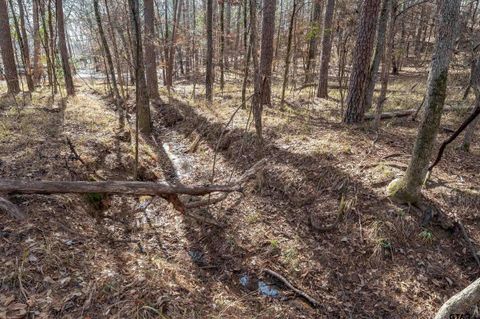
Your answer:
[0,68,479,318]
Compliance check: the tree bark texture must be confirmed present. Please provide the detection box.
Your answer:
[56,0,75,96]
[0,0,20,94]
[343,0,381,123]
[144,0,160,99]
[316,0,335,98]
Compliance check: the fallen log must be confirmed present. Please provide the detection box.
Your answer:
[0,160,267,214]
[364,105,473,121]
[364,108,417,120]
[0,180,243,196]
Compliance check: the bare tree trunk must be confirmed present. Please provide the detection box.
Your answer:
[32,0,42,85]
[387,0,461,203]
[117,24,135,86]
[304,0,322,84]
[144,0,160,100]
[414,5,426,59]
[104,0,126,100]
[166,0,183,90]
[342,0,380,123]
[129,0,152,134]
[374,0,397,129]
[273,0,283,72]
[316,0,335,98]
[250,0,261,148]
[93,0,123,126]
[219,0,225,91]
[16,0,34,92]
[225,1,231,69]
[0,0,20,94]
[463,58,480,151]
[462,114,480,151]
[280,0,297,104]
[205,0,214,102]
[241,0,251,108]
[56,0,75,96]
[233,3,241,70]
[191,0,197,98]
[259,0,276,106]
[38,0,53,90]
[363,0,391,112]
[46,0,58,94]
[336,28,348,114]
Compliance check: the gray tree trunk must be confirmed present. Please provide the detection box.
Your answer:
[280,0,297,104]
[93,0,123,126]
[129,0,152,134]
[144,0,160,100]
[462,58,480,151]
[259,0,276,106]
[0,0,20,94]
[17,0,34,92]
[56,0,75,96]
[304,0,323,84]
[387,0,461,203]
[32,0,42,85]
[363,0,391,112]
[205,0,214,102]
[250,0,261,148]
[220,0,225,91]
[374,0,396,128]
[316,0,335,98]
[343,0,380,122]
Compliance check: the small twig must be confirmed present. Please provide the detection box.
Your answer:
[262,268,320,308]
[66,137,86,165]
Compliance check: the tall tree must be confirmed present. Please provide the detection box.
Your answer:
[219,0,225,91]
[387,0,461,203]
[205,0,214,102]
[241,0,251,108]
[342,0,381,123]
[93,0,123,125]
[259,0,276,106]
[56,0,75,95]
[374,0,397,128]
[0,0,20,94]
[280,0,297,104]
[463,58,480,151]
[129,0,152,134]
[251,0,275,150]
[144,0,160,100]
[250,0,261,146]
[304,0,323,84]
[32,0,42,84]
[363,0,391,111]
[16,0,34,91]
[316,0,335,98]
[165,0,182,90]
